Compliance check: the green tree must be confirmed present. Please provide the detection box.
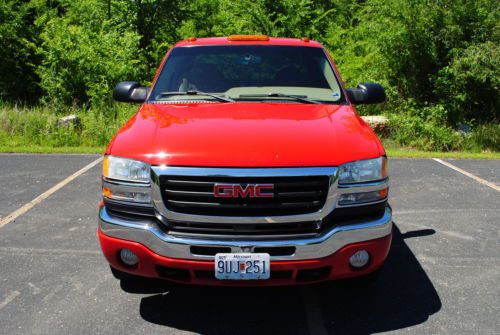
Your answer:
[0,0,42,101]
[35,0,143,106]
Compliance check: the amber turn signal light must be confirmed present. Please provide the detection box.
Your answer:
[102,187,112,198]
[227,35,269,41]
[378,188,388,198]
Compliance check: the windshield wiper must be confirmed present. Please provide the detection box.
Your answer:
[158,90,234,103]
[239,93,320,104]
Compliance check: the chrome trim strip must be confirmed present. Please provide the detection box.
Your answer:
[338,178,388,188]
[99,206,392,261]
[151,166,337,177]
[336,197,388,208]
[102,176,150,186]
[104,198,154,209]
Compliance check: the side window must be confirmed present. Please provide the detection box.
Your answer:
[316,56,340,94]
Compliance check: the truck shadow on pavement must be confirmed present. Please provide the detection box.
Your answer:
[121,224,441,335]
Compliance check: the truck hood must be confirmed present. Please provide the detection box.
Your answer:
[106,103,384,167]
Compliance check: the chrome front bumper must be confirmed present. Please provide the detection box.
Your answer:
[98,206,392,261]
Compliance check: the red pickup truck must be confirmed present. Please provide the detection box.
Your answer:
[98,35,392,285]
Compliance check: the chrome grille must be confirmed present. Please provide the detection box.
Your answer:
[159,175,330,217]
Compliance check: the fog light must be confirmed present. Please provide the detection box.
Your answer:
[349,250,370,268]
[120,249,138,266]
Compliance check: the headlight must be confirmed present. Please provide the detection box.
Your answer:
[102,156,151,204]
[103,155,150,183]
[338,157,387,184]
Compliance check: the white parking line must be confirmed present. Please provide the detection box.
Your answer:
[0,247,101,256]
[301,287,328,335]
[0,291,20,310]
[394,208,499,215]
[433,158,499,191]
[0,157,102,229]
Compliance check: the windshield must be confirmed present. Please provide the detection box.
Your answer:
[149,45,344,104]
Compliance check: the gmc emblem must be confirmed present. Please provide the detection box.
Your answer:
[213,183,274,198]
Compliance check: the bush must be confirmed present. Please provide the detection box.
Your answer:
[388,111,500,152]
[467,124,500,151]
[0,0,41,101]
[388,114,462,151]
[434,42,500,123]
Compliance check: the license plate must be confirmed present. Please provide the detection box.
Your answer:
[215,253,270,280]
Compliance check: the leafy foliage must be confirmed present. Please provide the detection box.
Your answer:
[35,0,143,106]
[0,0,41,101]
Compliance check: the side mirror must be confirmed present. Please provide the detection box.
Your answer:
[113,81,148,103]
[346,83,386,105]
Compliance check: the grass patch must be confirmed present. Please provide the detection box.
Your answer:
[0,145,104,154]
[386,113,500,152]
[2,144,498,159]
[383,139,499,159]
[1,104,498,159]
[0,103,135,148]
[386,148,500,159]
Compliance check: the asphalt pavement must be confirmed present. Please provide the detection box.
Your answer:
[0,154,498,334]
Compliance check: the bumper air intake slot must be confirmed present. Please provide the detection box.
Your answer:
[190,246,232,256]
[155,266,191,282]
[296,266,332,282]
[254,246,295,256]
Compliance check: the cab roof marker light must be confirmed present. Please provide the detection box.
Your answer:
[187,37,197,42]
[227,35,269,41]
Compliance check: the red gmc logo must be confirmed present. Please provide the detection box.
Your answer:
[213,184,274,198]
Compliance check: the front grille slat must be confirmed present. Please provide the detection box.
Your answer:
[166,180,214,185]
[276,191,324,198]
[164,190,214,197]
[167,199,322,209]
[167,200,221,207]
[274,180,326,187]
[160,175,329,218]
